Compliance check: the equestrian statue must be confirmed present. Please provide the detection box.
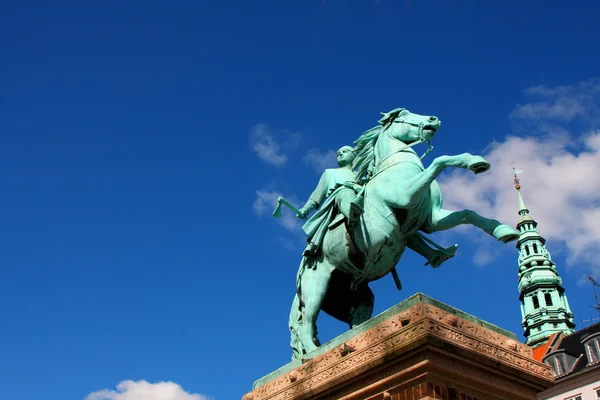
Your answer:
[273,107,520,359]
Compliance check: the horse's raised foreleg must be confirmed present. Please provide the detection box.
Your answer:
[386,153,490,209]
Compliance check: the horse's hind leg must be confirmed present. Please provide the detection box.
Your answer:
[295,259,334,355]
[422,181,519,243]
[321,271,374,329]
[289,294,304,360]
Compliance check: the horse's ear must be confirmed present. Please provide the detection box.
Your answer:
[378,108,405,126]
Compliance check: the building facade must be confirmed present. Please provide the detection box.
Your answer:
[535,323,600,400]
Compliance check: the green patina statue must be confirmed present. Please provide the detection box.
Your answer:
[278,107,520,359]
[297,145,458,268]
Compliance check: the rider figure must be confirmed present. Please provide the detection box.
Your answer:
[298,145,457,268]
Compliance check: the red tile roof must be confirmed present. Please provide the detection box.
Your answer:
[532,334,556,361]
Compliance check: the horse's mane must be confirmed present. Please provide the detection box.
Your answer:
[352,125,382,183]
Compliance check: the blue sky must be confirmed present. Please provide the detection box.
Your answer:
[2,1,600,399]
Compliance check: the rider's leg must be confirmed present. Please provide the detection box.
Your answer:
[335,188,362,229]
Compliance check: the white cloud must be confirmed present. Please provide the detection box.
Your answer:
[437,79,600,279]
[85,380,209,400]
[510,78,600,123]
[253,189,303,232]
[303,149,337,174]
[472,248,496,268]
[249,124,303,167]
[439,132,600,274]
[250,124,288,167]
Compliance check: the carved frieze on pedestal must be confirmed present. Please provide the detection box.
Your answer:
[244,293,554,400]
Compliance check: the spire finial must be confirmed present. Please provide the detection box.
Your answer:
[512,163,523,190]
[511,164,529,216]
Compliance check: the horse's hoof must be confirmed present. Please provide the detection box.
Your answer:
[445,243,459,257]
[493,224,520,243]
[468,156,490,175]
[427,244,459,268]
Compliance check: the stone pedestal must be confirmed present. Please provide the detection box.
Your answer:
[244,293,554,400]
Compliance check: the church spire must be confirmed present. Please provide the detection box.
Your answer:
[515,172,530,216]
[513,167,575,347]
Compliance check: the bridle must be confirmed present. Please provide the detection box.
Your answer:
[366,113,435,181]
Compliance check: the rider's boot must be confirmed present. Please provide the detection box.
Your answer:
[336,187,364,231]
[348,195,364,230]
[302,242,318,257]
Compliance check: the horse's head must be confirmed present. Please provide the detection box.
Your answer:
[379,108,441,144]
[353,108,443,181]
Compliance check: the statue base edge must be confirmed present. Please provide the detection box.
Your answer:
[244,292,553,400]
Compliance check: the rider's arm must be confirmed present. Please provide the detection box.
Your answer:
[298,171,328,217]
[306,171,328,209]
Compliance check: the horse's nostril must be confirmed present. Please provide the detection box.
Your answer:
[430,116,437,121]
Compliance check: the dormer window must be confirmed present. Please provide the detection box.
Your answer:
[585,336,600,363]
[545,354,567,375]
[556,355,566,374]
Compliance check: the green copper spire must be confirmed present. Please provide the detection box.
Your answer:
[516,183,530,216]
[513,168,575,347]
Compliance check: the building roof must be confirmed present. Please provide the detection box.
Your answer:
[532,334,556,362]
[536,321,600,380]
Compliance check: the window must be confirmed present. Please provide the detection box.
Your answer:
[533,296,540,309]
[525,246,530,256]
[545,354,568,376]
[564,396,581,400]
[595,388,600,399]
[555,355,566,375]
[545,293,553,306]
[533,243,538,253]
[586,338,600,362]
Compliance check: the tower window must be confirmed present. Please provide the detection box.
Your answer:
[532,296,540,309]
[533,243,538,253]
[545,293,553,306]
[525,246,530,256]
